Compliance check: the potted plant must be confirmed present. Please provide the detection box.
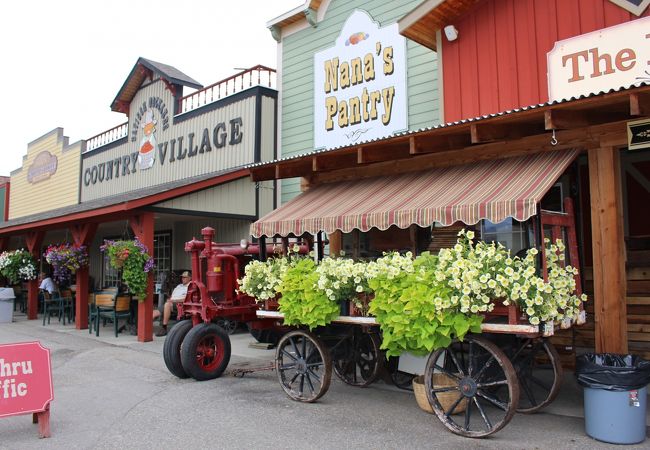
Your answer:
[44,243,89,285]
[0,249,38,285]
[100,239,154,301]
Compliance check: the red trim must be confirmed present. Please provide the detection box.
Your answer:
[0,169,248,235]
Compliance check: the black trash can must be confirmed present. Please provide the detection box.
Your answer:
[576,353,650,444]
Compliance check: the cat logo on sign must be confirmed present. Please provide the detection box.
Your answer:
[608,0,650,16]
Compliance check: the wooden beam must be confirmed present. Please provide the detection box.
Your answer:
[471,122,544,143]
[358,144,410,164]
[545,110,591,130]
[70,223,97,331]
[310,152,358,171]
[588,146,627,353]
[630,92,650,116]
[25,231,44,321]
[314,120,626,184]
[129,212,155,343]
[409,133,471,154]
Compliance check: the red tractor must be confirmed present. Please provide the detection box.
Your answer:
[162,226,308,381]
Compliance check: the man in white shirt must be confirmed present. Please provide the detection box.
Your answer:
[38,272,56,296]
[155,271,191,336]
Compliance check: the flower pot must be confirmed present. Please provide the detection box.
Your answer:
[412,374,466,415]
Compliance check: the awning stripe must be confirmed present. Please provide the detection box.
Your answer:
[251,150,579,238]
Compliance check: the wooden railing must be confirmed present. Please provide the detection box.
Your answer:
[85,65,276,151]
[178,65,276,115]
[85,122,129,152]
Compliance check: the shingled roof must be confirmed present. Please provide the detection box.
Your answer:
[111,57,203,114]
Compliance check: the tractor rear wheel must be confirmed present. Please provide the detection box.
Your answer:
[181,323,231,381]
[162,320,193,378]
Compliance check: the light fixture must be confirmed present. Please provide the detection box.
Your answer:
[240,239,249,250]
[444,25,459,42]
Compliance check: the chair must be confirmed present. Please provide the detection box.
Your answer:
[91,293,114,334]
[13,287,26,313]
[96,294,132,337]
[42,290,74,326]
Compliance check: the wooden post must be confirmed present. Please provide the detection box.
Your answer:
[588,146,627,353]
[25,231,44,320]
[328,231,342,256]
[130,213,154,342]
[70,223,97,330]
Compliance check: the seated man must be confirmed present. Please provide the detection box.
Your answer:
[155,271,191,336]
[38,272,56,297]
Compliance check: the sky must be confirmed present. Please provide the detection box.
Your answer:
[0,0,302,176]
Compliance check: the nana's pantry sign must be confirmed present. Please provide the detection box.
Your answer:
[82,97,244,187]
[548,16,650,102]
[314,10,407,150]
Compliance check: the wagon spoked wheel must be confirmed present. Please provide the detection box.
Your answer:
[332,330,382,387]
[276,330,331,403]
[180,323,231,381]
[512,338,563,413]
[424,335,520,438]
[216,318,238,335]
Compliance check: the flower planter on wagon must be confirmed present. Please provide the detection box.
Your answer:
[251,198,586,438]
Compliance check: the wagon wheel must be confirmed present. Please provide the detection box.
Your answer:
[216,318,238,335]
[424,335,520,438]
[162,320,193,378]
[276,330,331,403]
[332,330,382,387]
[180,323,231,381]
[512,338,563,413]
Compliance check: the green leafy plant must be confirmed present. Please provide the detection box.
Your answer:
[278,258,340,330]
[0,249,38,284]
[368,251,483,357]
[100,239,154,301]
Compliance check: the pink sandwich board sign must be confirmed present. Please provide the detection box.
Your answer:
[0,341,53,438]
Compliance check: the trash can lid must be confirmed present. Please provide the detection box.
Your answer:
[0,287,16,299]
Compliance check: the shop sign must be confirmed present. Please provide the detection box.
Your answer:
[548,16,650,102]
[0,341,53,418]
[26,151,58,184]
[314,10,407,150]
[82,96,244,186]
[627,118,650,150]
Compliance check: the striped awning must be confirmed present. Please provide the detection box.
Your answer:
[251,150,579,238]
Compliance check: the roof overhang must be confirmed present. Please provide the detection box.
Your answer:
[111,57,203,114]
[248,84,650,183]
[398,0,484,50]
[266,1,323,29]
[0,168,248,236]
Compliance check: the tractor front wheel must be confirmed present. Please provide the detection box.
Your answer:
[162,320,193,378]
[180,323,232,381]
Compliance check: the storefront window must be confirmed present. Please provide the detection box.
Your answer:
[153,231,172,286]
[101,231,172,289]
[480,218,532,256]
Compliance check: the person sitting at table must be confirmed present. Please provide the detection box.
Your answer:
[155,271,191,336]
[38,271,56,297]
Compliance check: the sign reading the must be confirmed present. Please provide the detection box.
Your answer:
[0,341,53,418]
[314,10,407,150]
[26,151,58,184]
[548,16,650,102]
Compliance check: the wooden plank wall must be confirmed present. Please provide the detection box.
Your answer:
[442,0,650,122]
[576,267,650,359]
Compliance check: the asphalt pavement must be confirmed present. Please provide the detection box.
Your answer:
[0,312,648,450]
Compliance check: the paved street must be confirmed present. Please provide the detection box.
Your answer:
[0,313,647,450]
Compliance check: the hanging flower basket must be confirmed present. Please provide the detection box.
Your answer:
[100,239,154,301]
[44,243,89,285]
[0,249,38,284]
